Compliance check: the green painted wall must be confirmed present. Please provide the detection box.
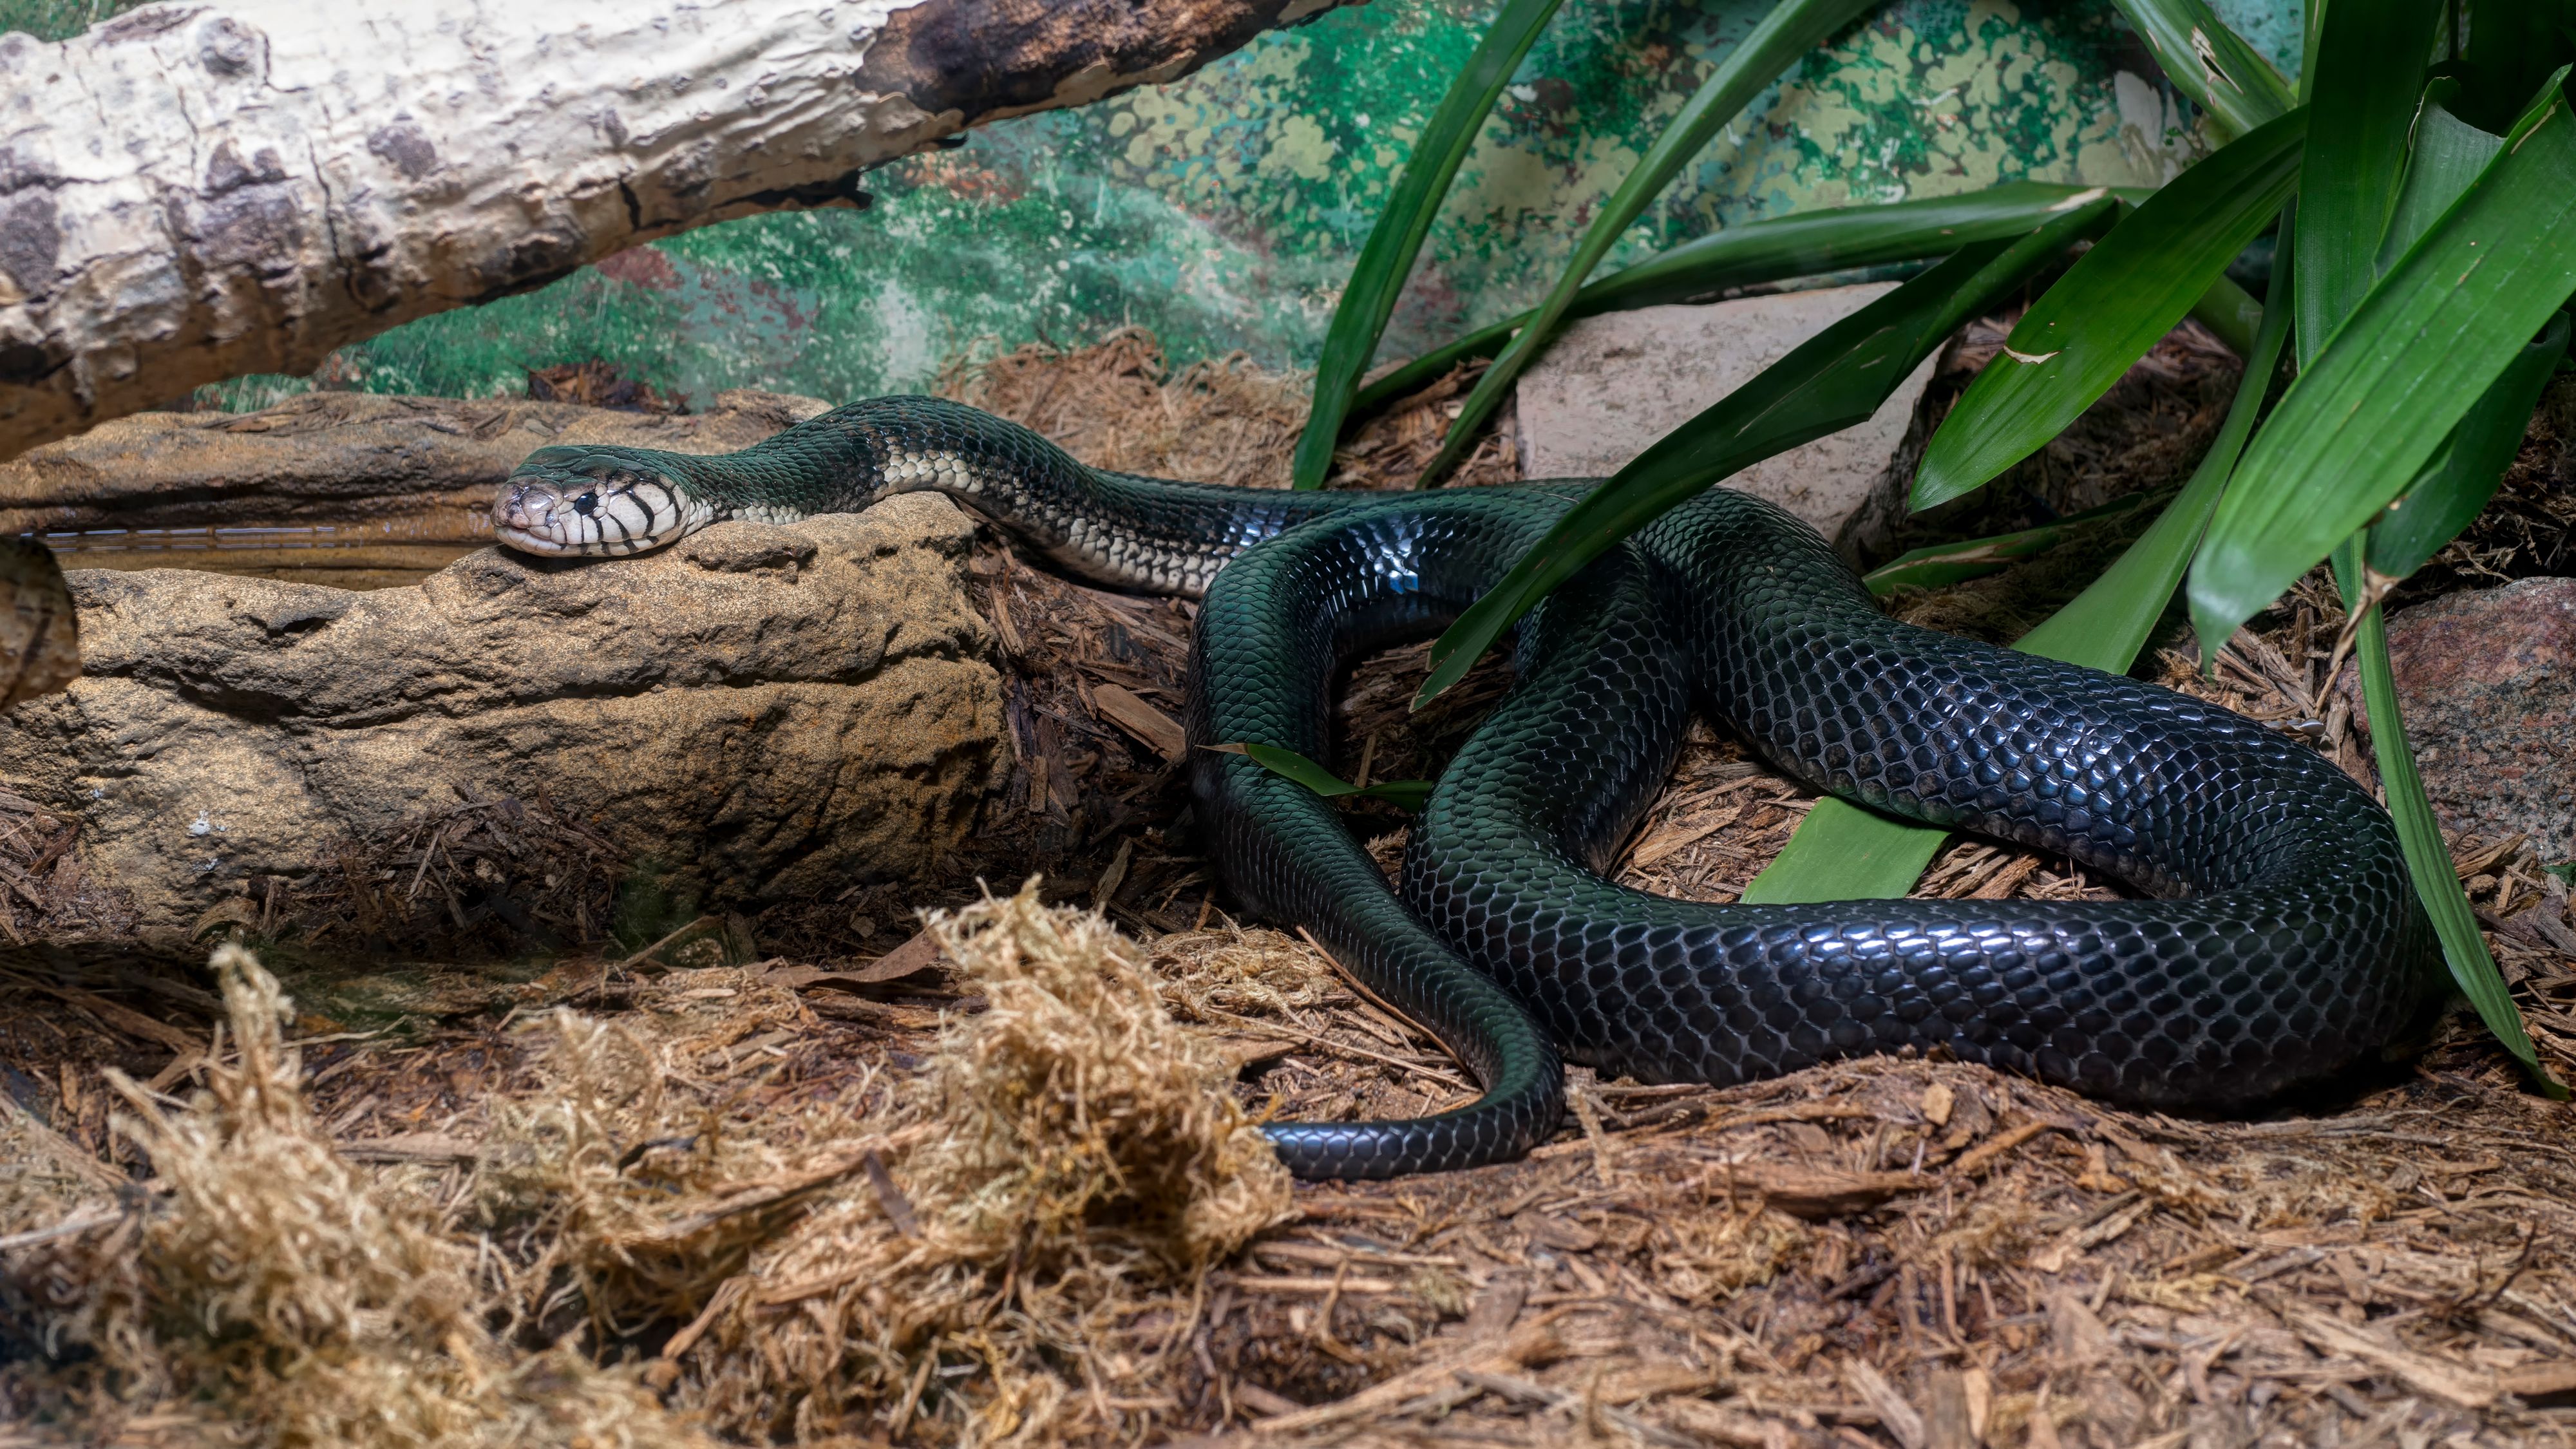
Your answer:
[8,0,2303,411]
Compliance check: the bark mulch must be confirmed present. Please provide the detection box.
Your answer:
[5,328,2575,1448]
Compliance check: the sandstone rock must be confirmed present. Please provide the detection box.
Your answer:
[2370,576,2576,869]
[0,495,1005,944]
[1513,285,1940,551]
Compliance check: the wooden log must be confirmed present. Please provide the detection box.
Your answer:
[0,0,1349,461]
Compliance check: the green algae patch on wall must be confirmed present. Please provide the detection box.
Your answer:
[96,0,2292,412]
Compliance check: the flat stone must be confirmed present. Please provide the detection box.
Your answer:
[1514,283,1938,551]
[2371,575,2576,869]
[0,494,1007,944]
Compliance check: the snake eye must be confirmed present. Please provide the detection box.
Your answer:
[573,491,599,516]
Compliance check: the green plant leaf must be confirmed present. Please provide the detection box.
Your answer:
[2109,0,2297,135]
[1415,198,2120,711]
[1859,491,2160,596]
[1413,0,1877,488]
[1349,182,2120,422]
[1911,108,2308,510]
[1209,742,1434,811]
[2293,0,2445,368]
[2448,0,2576,133]
[2375,89,2504,275]
[2368,310,2570,577]
[2341,547,2563,1095]
[2188,74,2576,652]
[2012,207,2299,670]
[1736,802,1947,904]
[2187,272,2266,357]
[1748,205,2300,904]
[1287,0,1566,491]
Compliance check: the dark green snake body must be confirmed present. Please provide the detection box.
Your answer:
[496,396,2444,1180]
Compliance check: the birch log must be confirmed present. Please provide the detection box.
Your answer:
[0,0,1347,460]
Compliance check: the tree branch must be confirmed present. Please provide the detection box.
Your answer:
[0,0,1349,460]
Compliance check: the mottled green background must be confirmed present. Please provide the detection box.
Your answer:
[5,0,2300,410]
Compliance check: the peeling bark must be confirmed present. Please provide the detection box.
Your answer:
[0,0,1352,460]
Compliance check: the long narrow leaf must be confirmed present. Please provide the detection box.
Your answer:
[2109,0,2296,135]
[2012,208,2298,668]
[2187,272,2265,357]
[1414,0,1876,488]
[1289,0,1566,491]
[2293,0,2445,366]
[1737,802,1947,904]
[1911,108,2308,510]
[2368,311,2570,577]
[2374,91,2504,275]
[1416,199,2119,710]
[1349,182,2116,421]
[1748,207,2299,904]
[2341,545,2562,1094]
[1210,742,1435,811]
[2188,75,2576,651]
[1859,491,2160,596]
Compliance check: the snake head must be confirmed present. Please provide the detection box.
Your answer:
[492,446,710,556]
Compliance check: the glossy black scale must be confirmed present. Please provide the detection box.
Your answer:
[506,397,2447,1180]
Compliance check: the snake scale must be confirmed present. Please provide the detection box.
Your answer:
[493,395,2443,1180]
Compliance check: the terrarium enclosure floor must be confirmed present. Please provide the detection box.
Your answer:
[6,327,2576,1446]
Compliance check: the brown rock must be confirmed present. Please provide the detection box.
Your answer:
[2367,576,2576,869]
[0,495,1005,943]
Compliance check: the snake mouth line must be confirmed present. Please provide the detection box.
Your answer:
[492,450,706,557]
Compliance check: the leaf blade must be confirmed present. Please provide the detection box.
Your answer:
[2108,0,2296,135]
[1288,0,1567,491]
[1349,182,2117,420]
[1748,204,2300,904]
[2293,0,2446,368]
[2367,310,2570,578]
[1414,0,1877,487]
[2188,77,2576,651]
[1216,742,1435,810]
[1910,108,2309,510]
[2344,557,2564,1095]
[1415,199,2118,710]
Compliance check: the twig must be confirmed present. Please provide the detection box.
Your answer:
[0,1208,126,1253]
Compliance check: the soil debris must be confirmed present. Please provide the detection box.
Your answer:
[6,323,2576,1446]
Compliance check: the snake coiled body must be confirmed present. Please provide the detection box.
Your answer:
[497,397,2445,1180]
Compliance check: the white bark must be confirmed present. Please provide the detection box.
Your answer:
[0,0,1345,460]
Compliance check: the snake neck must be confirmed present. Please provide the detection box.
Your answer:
[676,396,1347,596]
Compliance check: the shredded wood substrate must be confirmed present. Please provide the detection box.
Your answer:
[5,328,2576,1448]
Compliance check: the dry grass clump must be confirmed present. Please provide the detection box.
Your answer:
[3,889,1298,1446]
[676,880,1293,1443]
[0,945,699,1448]
[1147,922,1345,1023]
[469,983,854,1352]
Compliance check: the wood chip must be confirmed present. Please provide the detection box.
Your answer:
[1951,1118,2054,1176]
[1844,1358,1927,1449]
[1250,1316,1565,1434]
[23,980,202,1054]
[1628,806,1742,869]
[2285,1307,2500,1410]
[1092,683,1187,762]
[755,934,943,994]
[1723,1162,1929,1219]
[2499,1359,2576,1399]
[337,1132,479,1164]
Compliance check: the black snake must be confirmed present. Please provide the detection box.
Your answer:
[493,395,2442,1179]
